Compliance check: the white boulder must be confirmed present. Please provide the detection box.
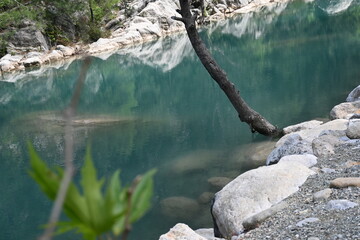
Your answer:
[212,161,314,238]
[330,102,360,119]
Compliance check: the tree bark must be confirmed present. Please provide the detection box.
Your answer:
[172,0,280,136]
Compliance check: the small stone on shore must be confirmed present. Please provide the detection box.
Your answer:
[330,177,360,188]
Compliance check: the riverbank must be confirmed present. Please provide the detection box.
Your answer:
[0,0,291,78]
[159,86,360,240]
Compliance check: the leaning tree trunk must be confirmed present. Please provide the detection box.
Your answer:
[172,0,280,136]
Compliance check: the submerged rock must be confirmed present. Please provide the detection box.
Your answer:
[170,149,223,174]
[208,177,232,191]
[160,196,200,220]
[198,192,215,205]
[211,161,314,238]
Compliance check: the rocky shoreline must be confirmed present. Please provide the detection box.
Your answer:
[159,86,360,240]
[0,0,290,79]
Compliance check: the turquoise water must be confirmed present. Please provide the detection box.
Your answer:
[1,1,360,239]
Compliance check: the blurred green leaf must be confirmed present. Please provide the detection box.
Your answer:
[28,143,156,239]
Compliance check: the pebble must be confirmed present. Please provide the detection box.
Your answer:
[313,188,332,201]
[326,199,359,210]
[296,217,320,227]
[321,167,336,173]
[330,177,360,188]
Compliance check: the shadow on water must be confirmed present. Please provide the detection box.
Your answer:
[1,0,360,239]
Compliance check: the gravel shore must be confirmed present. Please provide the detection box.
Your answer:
[241,140,360,240]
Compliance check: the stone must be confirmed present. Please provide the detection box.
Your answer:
[22,56,42,68]
[326,199,358,210]
[313,188,332,201]
[346,85,360,102]
[208,177,232,191]
[231,141,276,165]
[266,134,313,165]
[55,45,75,57]
[46,50,64,62]
[160,196,200,220]
[170,149,222,174]
[330,102,360,120]
[195,229,225,240]
[307,238,320,240]
[276,119,348,147]
[87,38,120,54]
[8,21,50,51]
[296,217,320,227]
[283,120,324,135]
[321,168,336,173]
[198,192,215,204]
[129,16,162,40]
[137,0,184,35]
[312,134,342,158]
[212,161,314,238]
[330,177,360,188]
[346,119,360,139]
[242,201,288,231]
[278,154,317,168]
[159,223,207,240]
[344,160,360,168]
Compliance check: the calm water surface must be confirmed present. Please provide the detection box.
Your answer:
[1,1,360,239]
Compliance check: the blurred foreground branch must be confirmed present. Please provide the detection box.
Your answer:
[39,57,92,240]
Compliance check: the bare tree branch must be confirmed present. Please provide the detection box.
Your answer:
[173,0,280,136]
[39,57,92,240]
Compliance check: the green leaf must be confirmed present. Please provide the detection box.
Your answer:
[130,169,156,222]
[80,146,108,233]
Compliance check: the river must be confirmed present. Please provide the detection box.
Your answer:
[1,0,360,239]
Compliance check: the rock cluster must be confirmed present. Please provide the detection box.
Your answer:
[0,0,289,77]
[159,86,360,239]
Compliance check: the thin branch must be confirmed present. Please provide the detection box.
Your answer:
[173,0,279,136]
[39,57,92,240]
[121,176,141,240]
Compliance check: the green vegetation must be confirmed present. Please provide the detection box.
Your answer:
[28,143,156,240]
[0,0,121,56]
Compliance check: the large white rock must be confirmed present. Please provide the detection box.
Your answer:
[283,120,324,134]
[278,154,317,167]
[159,223,207,240]
[330,102,360,119]
[276,119,349,147]
[56,45,75,57]
[212,161,314,238]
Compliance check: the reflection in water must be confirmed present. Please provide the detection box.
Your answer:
[1,1,360,240]
[317,0,354,15]
[211,2,289,39]
[116,33,194,72]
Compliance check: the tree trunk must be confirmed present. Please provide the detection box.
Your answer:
[172,0,280,136]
